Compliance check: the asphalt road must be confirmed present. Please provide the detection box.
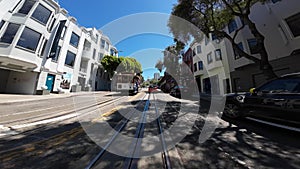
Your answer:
[0,91,299,169]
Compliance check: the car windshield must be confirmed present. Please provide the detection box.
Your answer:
[258,78,300,93]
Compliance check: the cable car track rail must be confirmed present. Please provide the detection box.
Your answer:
[86,93,149,169]
[86,93,173,169]
[153,94,172,169]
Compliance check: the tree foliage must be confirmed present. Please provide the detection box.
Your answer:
[155,59,164,73]
[100,55,120,78]
[169,0,277,79]
[100,55,143,78]
[155,39,185,75]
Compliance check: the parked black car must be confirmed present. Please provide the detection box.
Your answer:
[224,73,300,128]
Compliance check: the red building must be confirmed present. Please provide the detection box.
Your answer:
[182,48,194,73]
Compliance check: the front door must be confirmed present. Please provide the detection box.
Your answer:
[196,76,201,93]
[203,78,211,94]
[46,74,55,92]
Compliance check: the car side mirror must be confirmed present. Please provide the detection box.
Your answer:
[249,88,256,94]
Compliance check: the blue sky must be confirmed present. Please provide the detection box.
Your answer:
[58,0,178,79]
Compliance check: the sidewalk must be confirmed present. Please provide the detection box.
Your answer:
[192,93,226,101]
[0,91,112,104]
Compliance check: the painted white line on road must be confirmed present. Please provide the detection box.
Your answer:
[10,113,78,129]
[246,117,300,132]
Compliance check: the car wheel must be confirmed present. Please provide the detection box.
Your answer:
[223,103,240,118]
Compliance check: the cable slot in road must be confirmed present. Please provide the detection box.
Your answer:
[86,92,174,169]
[85,93,149,169]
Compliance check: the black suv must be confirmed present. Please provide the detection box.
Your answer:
[224,73,300,128]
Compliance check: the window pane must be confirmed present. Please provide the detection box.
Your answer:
[48,18,56,31]
[215,49,222,61]
[0,20,5,30]
[31,4,51,25]
[207,53,213,64]
[228,20,238,33]
[286,12,300,37]
[247,39,259,54]
[198,61,203,70]
[0,23,20,44]
[90,63,94,74]
[18,0,35,15]
[95,34,99,43]
[52,46,61,62]
[110,49,114,55]
[205,35,209,45]
[40,39,48,57]
[65,51,76,67]
[93,48,96,59]
[101,39,105,48]
[70,32,80,47]
[61,26,67,39]
[194,63,197,71]
[212,33,217,41]
[105,41,109,51]
[197,45,201,54]
[234,42,244,59]
[99,53,104,61]
[17,27,41,51]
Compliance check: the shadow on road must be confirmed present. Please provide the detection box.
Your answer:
[0,97,299,169]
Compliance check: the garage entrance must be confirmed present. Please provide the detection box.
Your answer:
[0,69,10,93]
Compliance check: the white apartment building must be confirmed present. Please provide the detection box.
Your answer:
[78,28,117,92]
[191,36,232,95]
[0,0,117,94]
[191,0,300,94]
[227,0,300,92]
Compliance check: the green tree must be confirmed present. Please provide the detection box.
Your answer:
[100,55,143,78]
[127,57,142,73]
[150,79,159,85]
[101,55,120,78]
[169,0,277,79]
[155,39,184,75]
[154,40,184,92]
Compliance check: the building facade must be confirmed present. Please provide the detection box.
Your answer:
[191,37,232,95]
[227,0,300,92]
[190,0,300,95]
[0,0,117,94]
